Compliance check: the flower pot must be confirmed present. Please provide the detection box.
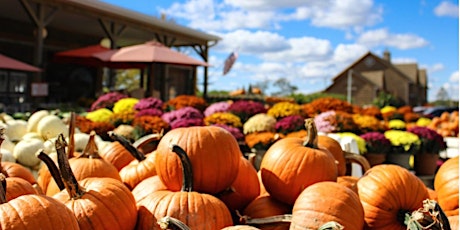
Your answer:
[364,153,387,167]
[414,153,439,176]
[386,152,412,169]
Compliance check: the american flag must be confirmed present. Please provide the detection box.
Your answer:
[222,51,238,76]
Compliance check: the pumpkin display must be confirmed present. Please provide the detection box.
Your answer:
[4,176,37,201]
[52,134,138,230]
[112,132,160,190]
[26,110,50,133]
[155,126,241,194]
[0,160,37,185]
[357,164,430,229]
[259,118,338,205]
[290,181,364,229]
[131,175,169,203]
[222,226,260,230]
[101,136,135,171]
[0,173,79,229]
[13,137,44,167]
[218,156,260,212]
[434,156,459,216]
[242,194,292,230]
[448,215,458,229]
[336,175,359,194]
[136,144,233,229]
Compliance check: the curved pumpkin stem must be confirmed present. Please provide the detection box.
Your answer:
[0,173,6,204]
[109,131,146,161]
[158,216,191,230]
[170,144,193,192]
[405,199,451,230]
[318,221,344,230]
[68,112,76,158]
[238,212,292,225]
[302,118,319,148]
[77,131,101,159]
[133,129,164,152]
[36,151,65,191]
[343,151,371,174]
[56,134,86,199]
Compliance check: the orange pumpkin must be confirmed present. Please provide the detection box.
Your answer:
[259,118,337,205]
[290,181,364,229]
[448,215,458,229]
[131,175,168,203]
[357,164,429,229]
[337,175,359,194]
[318,135,347,176]
[136,144,233,229]
[218,156,260,212]
[434,156,459,216]
[155,126,241,194]
[242,194,291,230]
[5,176,37,201]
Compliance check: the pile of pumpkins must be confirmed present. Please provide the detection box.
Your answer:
[0,110,458,229]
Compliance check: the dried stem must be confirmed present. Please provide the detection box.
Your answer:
[158,216,191,230]
[170,144,193,192]
[68,112,76,158]
[303,118,319,148]
[56,134,85,199]
[36,150,65,191]
[77,131,101,159]
[237,211,292,225]
[109,131,146,161]
[0,173,6,203]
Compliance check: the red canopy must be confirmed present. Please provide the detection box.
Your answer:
[53,44,110,67]
[0,54,41,72]
[93,41,209,67]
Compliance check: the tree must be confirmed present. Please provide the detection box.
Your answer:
[272,77,298,96]
[436,87,449,101]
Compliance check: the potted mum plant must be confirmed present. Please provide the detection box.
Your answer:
[384,130,421,169]
[360,132,392,167]
[408,126,447,175]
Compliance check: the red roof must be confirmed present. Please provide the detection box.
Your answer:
[53,44,110,67]
[0,54,41,72]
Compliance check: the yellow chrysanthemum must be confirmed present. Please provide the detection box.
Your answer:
[337,132,367,154]
[85,108,113,123]
[204,112,242,127]
[380,106,397,114]
[384,130,421,152]
[415,117,432,127]
[267,102,301,119]
[388,119,406,130]
[243,114,277,134]
[112,98,139,114]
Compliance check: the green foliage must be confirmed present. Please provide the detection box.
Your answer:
[372,91,405,108]
[115,69,141,92]
[289,92,347,104]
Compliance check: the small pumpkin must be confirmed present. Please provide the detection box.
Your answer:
[336,175,359,194]
[259,118,338,205]
[4,176,37,201]
[318,135,347,176]
[242,194,291,230]
[357,164,430,229]
[131,175,168,203]
[434,156,459,216]
[290,181,364,229]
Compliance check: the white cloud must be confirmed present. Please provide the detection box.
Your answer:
[214,30,290,54]
[434,1,459,17]
[392,58,418,64]
[260,37,333,62]
[332,44,368,63]
[357,28,429,50]
[450,70,459,82]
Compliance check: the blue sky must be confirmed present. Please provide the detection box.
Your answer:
[102,0,459,102]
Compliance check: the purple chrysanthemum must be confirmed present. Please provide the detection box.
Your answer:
[408,126,447,153]
[90,92,128,111]
[228,100,267,121]
[204,101,231,117]
[170,118,204,129]
[275,115,305,134]
[135,108,163,118]
[161,106,204,124]
[134,97,164,111]
[360,132,392,154]
[212,124,244,141]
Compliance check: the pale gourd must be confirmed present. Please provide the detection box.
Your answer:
[21,132,44,141]
[66,132,90,152]
[0,148,16,162]
[13,138,44,167]
[37,114,68,140]
[4,119,28,142]
[42,137,57,155]
[0,137,15,153]
[26,110,49,133]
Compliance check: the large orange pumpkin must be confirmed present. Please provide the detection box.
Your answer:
[155,126,241,194]
[136,144,233,229]
[242,194,291,230]
[259,118,338,205]
[290,181,364,229]
[434,156,459,216]
[357,164,430,229]
[317,135,346,176]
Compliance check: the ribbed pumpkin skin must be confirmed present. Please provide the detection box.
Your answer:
[243,195,291,230]
[219,157,260,212]
[448,215,458,229]
[337,175,359,194]
[259,137,338,205]
[119,151,157,190]
[221,226,260,230]
[100,141,136,171]
[0,194,79,229]
[5,177,37,201]
[290,181,364,229]
[434,156,459,216]
[318,135,346,176]
[357,164,429,229]
[53,177,138,230]
[1,161,36,184]
[155,126,241,194]
[136,190,233,229]
[132,175,169,203]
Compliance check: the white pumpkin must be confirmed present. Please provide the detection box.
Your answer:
[13,138,44,167]
[0,148,16,162]
[36,114,68,140]
[21,132,44,141]
[27,110,49,133]
[4,119,28,142]
[0,136,15,153]
[42,137,57,155]
[66,132,90,152]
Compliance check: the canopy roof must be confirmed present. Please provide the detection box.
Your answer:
[0,54,41,72]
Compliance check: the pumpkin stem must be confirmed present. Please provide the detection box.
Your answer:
[405,199,451,230]
[56,134,86,199]
[157,216,191,230]
[170,144,193,192]
[36,150,65,191]
[0,173,6,204]
[0,127,4,147]
[318,221,344,230]
[238,212,292,225]
[77,131,101,159]
[132,129,164,154]
[68,112,76,158]
[343,151,371,173]
[302,118,319,148]
[109,131,146,161]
